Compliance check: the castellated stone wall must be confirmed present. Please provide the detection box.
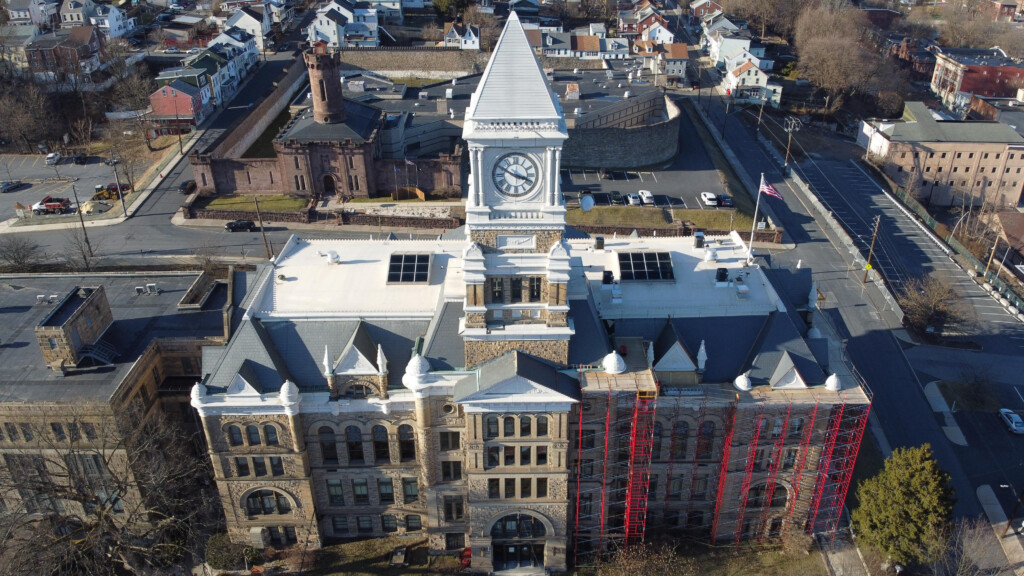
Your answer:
[562,96,681,169]
[465,339,569,369]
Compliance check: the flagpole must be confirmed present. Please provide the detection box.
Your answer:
[747,173,763,264]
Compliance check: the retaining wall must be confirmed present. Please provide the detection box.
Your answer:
[562,96,680,169]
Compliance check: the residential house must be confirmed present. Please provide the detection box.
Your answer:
[25,25,102,79]
[724,48,771,73]
[540,31,570,57]
[638,13,674,44]
[60,0,97,27]
[617,10,639,36]
[700,10,737,40]
[226,5,273,51]
[707,27,756,67]
[889,35,935,81]
[90,4,135,39]
[690,0,722,20]
[930,47,1024,113]
[858,101,1024,207]
[156,66,214,112]
[571,35,601,59]
[442,22,479,51]
[600,36,629,59]
[660,42,688,77]
[524,28,542,54]
[723,54,780,106]
[5,0,33,25]
[184,46,241,107]
[307,0,380,48]
[570,22,605,38]
[209,26,259,72]
[307,9,347,48]
[27,0,61,30]
[986,0,1018,22]
[0,24,40,76]
[399,0,431,9]
[148,80,209,135]
[633,39,661,71]
[365,0,401,24]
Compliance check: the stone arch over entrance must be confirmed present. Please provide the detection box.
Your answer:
[322,174,336,196]
[486,511,553,572]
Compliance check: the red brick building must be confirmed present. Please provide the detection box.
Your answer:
[24,25,102,77]
[986,0,1018,22]
[930,47,1024,112]
[689,0,722,20]
[148,80,208,136]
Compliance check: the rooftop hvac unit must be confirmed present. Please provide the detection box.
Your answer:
[135,286,145,296]
[445,88,453,99]
[146,283,159,295]
[48,295,58,303]
[715,268,728,283]
[36,295,46,304]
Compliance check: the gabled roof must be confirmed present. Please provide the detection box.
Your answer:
[572,35,600,52]
[453,351,581,408]
[745,311,826,387]
[523,28,542,48]
[664,43,688,60]
[334,321,380,374]
[465,11,561,122]
[165,79,200,96]
[730,60,758,77]
[204,318,292,392]
[321,8,347,25]
[66,25,96,45]
[653,321,697,372]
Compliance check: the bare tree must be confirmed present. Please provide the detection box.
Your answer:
[598,543,697,576]
[898,276,976,334]
[0,236,44,271]
[795,3,883,110]
[62,227,98,272]
[463,7,498,51]
[0,407,219,576]
[105,120,148,189]
[421,21,443,43]
[931,517,1002,576]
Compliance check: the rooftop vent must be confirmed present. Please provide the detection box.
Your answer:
[715,268,728,283]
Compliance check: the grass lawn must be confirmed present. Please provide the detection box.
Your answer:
[241,108,291,158]
[675,208,754,232]
[935,378,1002,412]
[306,537,462,576]
[680,543,826,576]
[566,206,674,228]
[197,194,308,212]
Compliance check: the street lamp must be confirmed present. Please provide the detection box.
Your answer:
[783,116,802,175]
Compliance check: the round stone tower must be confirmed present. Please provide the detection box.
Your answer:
[303,43,346,124]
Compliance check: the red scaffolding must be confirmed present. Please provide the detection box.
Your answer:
[816,403,871,541]
[786,400,819,530]
[756,404,791,542]
[624,388,658,545]
[806,403,845,532]
[684,392,709,514]
[711,400,738,544]
[733,404,765,545]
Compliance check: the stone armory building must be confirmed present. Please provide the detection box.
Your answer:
[190,14,870,573]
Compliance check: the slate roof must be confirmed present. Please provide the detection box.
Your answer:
[872,101,1024,144]
[277,98,381,144]
[322,8,347,25]
[453,351,581,402]
[423,300,466,370]
[567,298,610,366]
[466,11,562,122]
[204,318,292,392]
[745,311,826,387]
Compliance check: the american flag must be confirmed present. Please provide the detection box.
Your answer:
[759,175,782,199]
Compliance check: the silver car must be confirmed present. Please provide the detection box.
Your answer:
[1000,409,1024,434]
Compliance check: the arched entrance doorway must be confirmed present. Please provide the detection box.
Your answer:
[322,174,336,196]
[490,513,546,571]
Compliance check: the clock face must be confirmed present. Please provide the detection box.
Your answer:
[492,153,540,198]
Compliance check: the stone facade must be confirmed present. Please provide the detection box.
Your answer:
[35,286,113,368]
[469,230,564,254]
[562,96,681,170]
[464,340,569,369]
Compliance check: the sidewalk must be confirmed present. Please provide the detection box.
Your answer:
[978,485,1024,575]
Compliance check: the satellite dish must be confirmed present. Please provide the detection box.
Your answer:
[581,194,595,212]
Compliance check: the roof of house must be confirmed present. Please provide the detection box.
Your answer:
[731,60,757,76]
[320,8,347,25]
[7,0,31,11]
[664,43,688,59]
[934,46,1024,68]
[523,28,542,48]
[572,35,600,52]
[163,79,200,96]
[871,101,1024,144]
[66,24,95,44]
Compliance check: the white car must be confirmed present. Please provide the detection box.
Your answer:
[638,189,655,205]
[45,152,61,165]
[700,191,718,206]
[1000,409,1024,434]
[163,47,181,54]
[186,47,200,54]
[626,193,641,206]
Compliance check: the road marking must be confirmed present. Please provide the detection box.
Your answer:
[648,172,658,183]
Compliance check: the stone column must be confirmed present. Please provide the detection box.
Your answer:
[553,148,562,205]
[475,148,485,206]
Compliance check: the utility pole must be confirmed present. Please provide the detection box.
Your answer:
[253,195,273,259]
[863,215,880,284]
[70,183,93,259]
[756,96,766,132]
[1003,485,1024,538]
[111,162,127,216]
[172,97,184,155]
[984,240,999,277]
[722,99,730,135]
[783,116,801,174]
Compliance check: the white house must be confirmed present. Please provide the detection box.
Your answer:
[600,36,629,59]
[5,0,33,25]
[307,8,347,48]
[226,5,272,51]
[60,0,96,27]
[642,20,674,44]
[707,27,752,67]
[90,4,135,39]
[364,0,401,24]
[661,43,688,77]
[209,26,259,72]
[307,0,379,48]
[442,22,479,50]
[723,55,781,107]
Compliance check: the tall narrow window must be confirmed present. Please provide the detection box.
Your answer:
[403,478,419,503]
[228,425,243,446]
[489,278,503,303]
[529,277,542,302]
[485,416,498,439]
[652,422,663,460]
[353,479,369,504]
[327,479,344,505]
[270,457,284,476]
[372,425,390,463]
[318,78,327,101]
[510,277,523,303]
[504,417,515,437]
[264,425,279,446]
[697,421,715,459]
[398,425,415,461]
[520,417,532,436]
[320,427,338,464]
[379,478,394,504]
[536,416,548,436]
[246,425,261,446]
[346,426,364,464]
[537,478,548,498]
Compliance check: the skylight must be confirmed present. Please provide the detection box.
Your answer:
[617,252,674,281]
[387,254,430,283]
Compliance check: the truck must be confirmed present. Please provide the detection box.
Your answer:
[32,195,72,215]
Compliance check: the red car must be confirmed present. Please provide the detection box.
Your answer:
[107,182,132,193]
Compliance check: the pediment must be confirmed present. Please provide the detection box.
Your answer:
[653,341,697,372]
[457,375,578,405]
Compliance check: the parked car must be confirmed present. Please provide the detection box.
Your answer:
[225,219,257,232]
[1000,409,1024,434]
[178,180,197,194]
[186,47,200,54]
[610,190,624,206]
[107,182,132,193]
[0,181,26,193]
[638,189,655,205]
[163,47,181,54]
[104,155,120,166]
[169,3,184,9]
[626,193,641,206]
[717,194,734,207]
[45,152,61,165]
[700,191,718,206]
[72,153,87,165]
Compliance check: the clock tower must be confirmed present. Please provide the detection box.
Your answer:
[461,11,573,368]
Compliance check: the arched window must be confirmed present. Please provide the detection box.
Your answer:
[769,484,787,508]
[264,425,279,446]
[697,421,715,459]
[346,426,364,464]
[536,415,548,436]
[246,424,261,446]
[485,416,498,439]
[520,416,532,436]
[504,417,516,437]
[246,489,291,516]
[490,513,547,539]
[346,385,371,399]
[398,424,415,461]
[652,422,663,460]
[228,425,243,447]
[319,427,338,464]
[672,421,688,458]
[372,425,390,463]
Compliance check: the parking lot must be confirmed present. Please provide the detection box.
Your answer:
[559,109,736,212]
[0,154,148,220]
